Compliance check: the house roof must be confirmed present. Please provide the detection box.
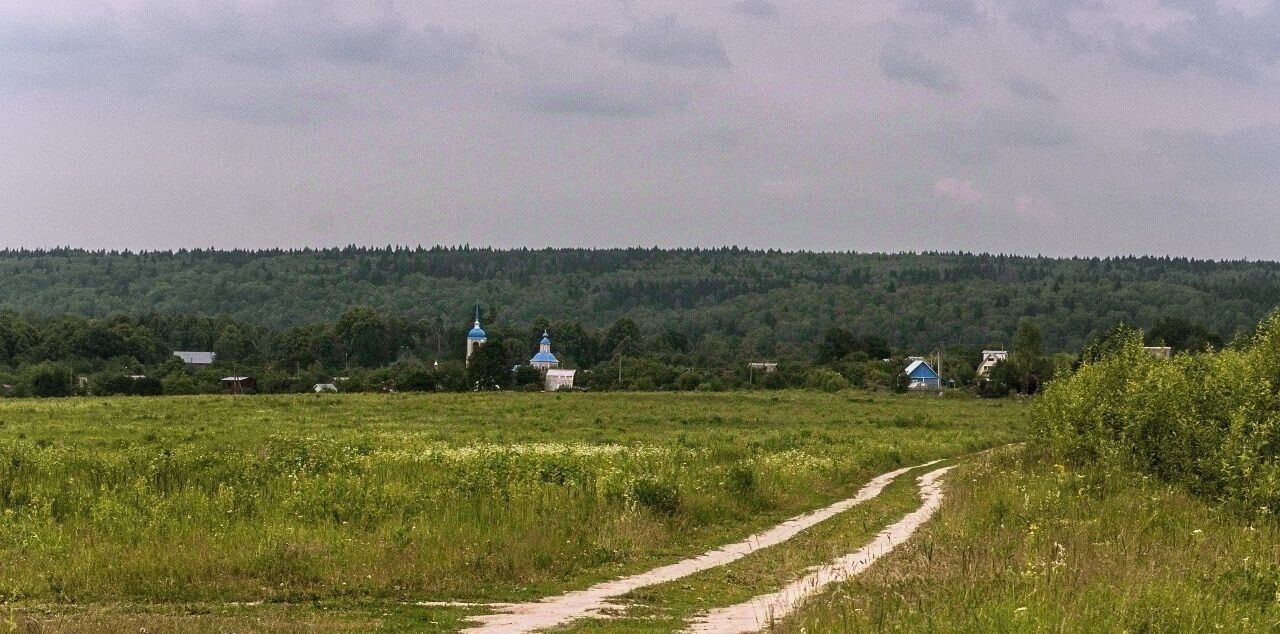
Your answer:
[175,351,215,364]
[221,376,252,381]
[905,359,939,379]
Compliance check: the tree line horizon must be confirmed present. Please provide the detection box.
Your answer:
[0,247,1264,396]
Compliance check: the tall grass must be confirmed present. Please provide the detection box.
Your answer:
[780,447,1280,633]
[1033,311,1280,513]
[0,391,1024,604]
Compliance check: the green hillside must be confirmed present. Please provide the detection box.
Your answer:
[1,247,1277,355]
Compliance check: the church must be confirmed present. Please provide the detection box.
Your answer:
[465,311,575,391]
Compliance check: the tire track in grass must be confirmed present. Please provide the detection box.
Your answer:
[683,465,954,634]
[461,460,941,634]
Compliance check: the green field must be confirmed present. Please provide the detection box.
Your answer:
[781,446,1280,633]
[0,391,1023,632]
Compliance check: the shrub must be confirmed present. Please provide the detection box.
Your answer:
[1033,311,1280,514]
[22,363,75,398]
[805,368,850,393]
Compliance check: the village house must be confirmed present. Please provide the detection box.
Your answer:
[905,358,942,390]
[977,350,1008,376]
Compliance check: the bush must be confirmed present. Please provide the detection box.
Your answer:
[23,363,75,398]
[1033,312,1280,514]
[805,368,850,392]
[161,373,203,395]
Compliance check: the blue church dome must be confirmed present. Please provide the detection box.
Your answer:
[468,321,487,340]
[531,351,559,364]
[540,330,551,345]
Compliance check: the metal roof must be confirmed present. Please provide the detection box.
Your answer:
[904,359,939,379]
[174,351,216,364]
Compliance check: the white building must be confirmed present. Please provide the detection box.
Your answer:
[977,350,1008,376]
[1143,346,1172,360]
[545,369,576,391]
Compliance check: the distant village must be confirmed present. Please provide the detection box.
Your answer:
[1,305,1184,398]
[159,308,1174,396]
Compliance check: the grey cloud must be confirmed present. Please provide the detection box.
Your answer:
[0,2,482,125]
[0,3,481,83]
[731,0,780,20]
[313,22,480,74]
[1004,74,1057,103]
[973,109,1075,148]
[517,75,692,117]
[1142,124,1280,182]
[908,0,985,26]
[0,9,120,55]
[934,108,1076,164]
[1008,0,1280,81]
[879,41,959,92]
[613,14,731,69]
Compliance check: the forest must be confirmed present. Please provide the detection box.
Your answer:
[0,247,1265,397]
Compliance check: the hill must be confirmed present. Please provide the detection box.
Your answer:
[2,247,1278,357]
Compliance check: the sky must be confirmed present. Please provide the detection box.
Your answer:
[1,0,1279,258]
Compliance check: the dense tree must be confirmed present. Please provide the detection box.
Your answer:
[466,339,508,390]
[1145,316,1223,353]
[334,306,394,368]
[23,363,74,397]
[0,247,1278,358]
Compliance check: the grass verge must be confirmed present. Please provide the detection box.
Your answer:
[780,446,1280,632]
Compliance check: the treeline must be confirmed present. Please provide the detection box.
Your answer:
[1033,310,1280,515]
[0,308,955,397]
[0,297,1227,398]
[1,247,1276,357]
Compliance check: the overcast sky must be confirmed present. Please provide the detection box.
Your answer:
[1,0,1278,258]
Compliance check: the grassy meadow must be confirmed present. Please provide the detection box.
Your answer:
[781,446,1280,632]
[0,391,1024,631]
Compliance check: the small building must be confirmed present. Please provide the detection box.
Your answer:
[529,330,560,369]
[221,376,257,394]
[175,351,216,367]
[904,359,942,390]
[545,369,576,391]
[313,383,338,393]
[1143,346,1172,360]
[977,350,1008,376]
[748,362,778,373]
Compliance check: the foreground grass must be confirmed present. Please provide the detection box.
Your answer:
[0,391,1022,629]
[782,446,1280,632]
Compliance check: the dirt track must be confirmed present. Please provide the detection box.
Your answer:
[462,460,944,634]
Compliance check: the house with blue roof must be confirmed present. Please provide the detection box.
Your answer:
[904,358,941,390]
